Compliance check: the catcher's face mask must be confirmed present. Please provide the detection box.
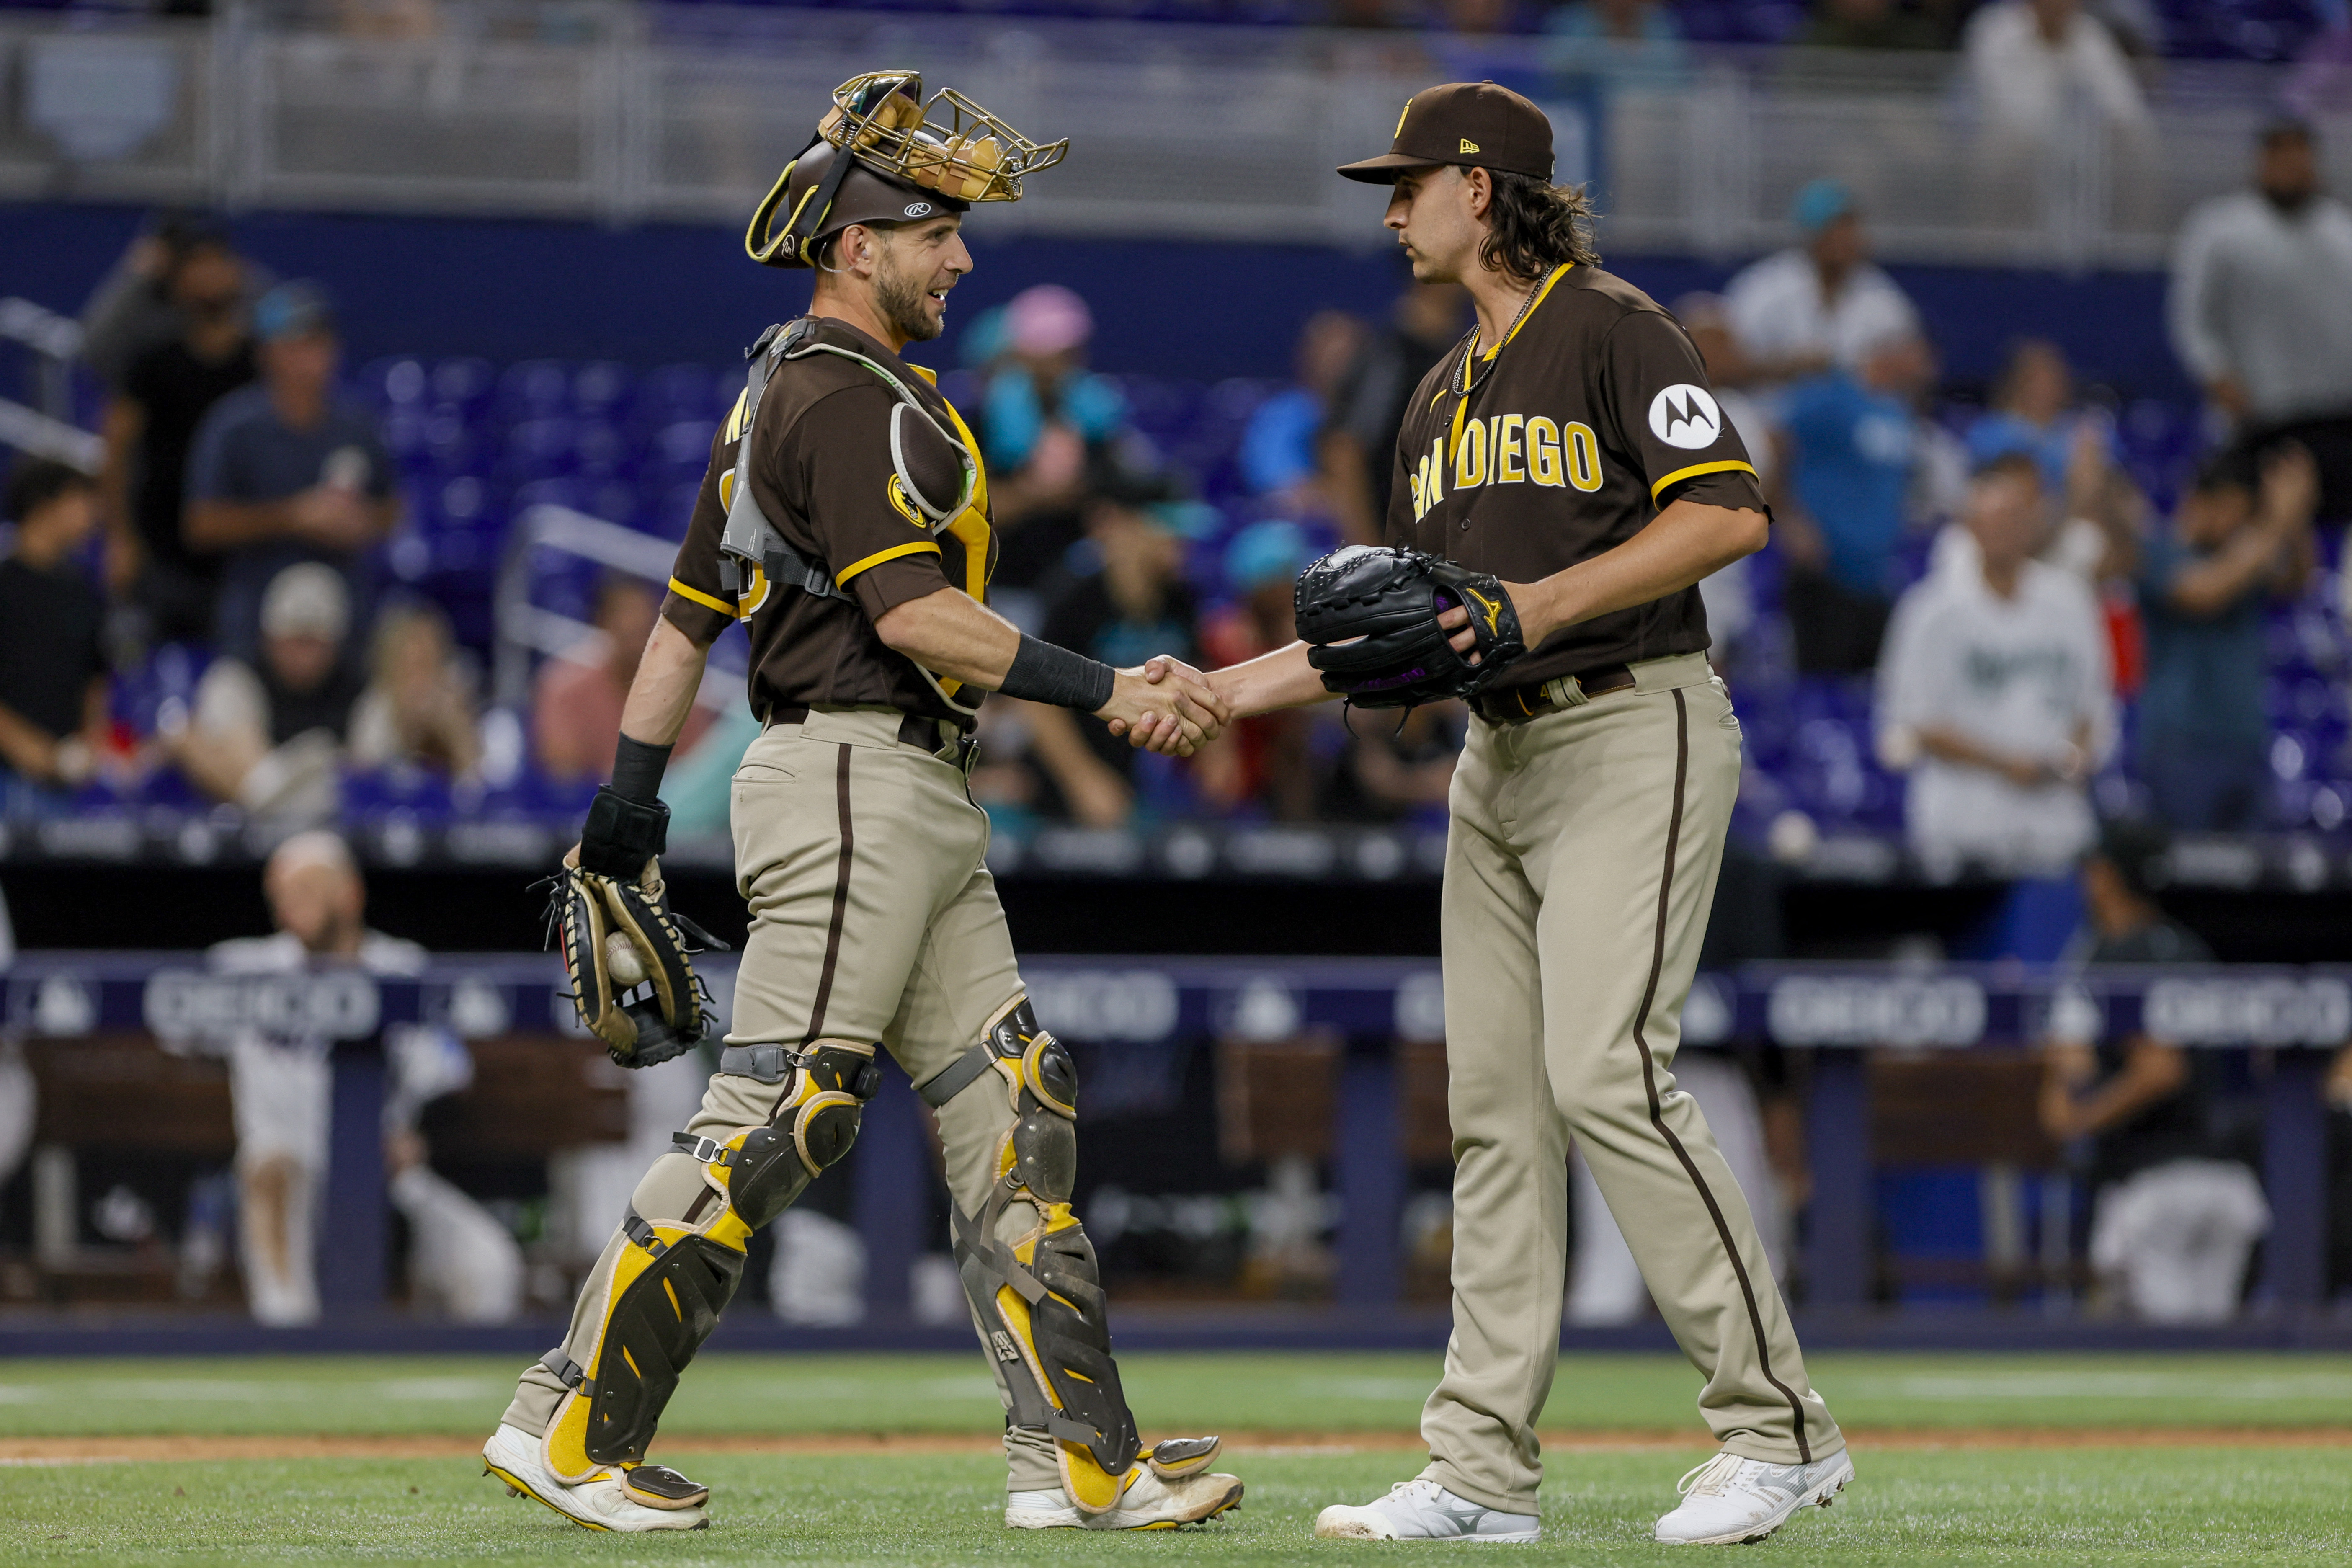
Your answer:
[747,70,1068,271]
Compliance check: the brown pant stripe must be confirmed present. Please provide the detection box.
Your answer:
[1630,687,1811,1464]
[800,743,856,1047]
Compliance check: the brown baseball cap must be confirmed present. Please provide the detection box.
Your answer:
[1338,80,1554,184]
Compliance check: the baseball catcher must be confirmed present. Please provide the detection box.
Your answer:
[479,69,1240,1536]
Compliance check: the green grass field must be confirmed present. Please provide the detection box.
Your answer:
[3,1351,2347,1565]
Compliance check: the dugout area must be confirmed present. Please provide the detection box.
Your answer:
[0,1349,2346,1565]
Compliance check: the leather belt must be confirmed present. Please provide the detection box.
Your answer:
[1473,663,1635,725]
[764,704,980,773]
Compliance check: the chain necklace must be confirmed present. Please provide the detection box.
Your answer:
[1455,269,1552,400]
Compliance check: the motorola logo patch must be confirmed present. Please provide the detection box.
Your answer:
[902,201,934,218]
[1648,384,1723,450]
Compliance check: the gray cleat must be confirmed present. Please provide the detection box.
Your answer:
[1652,1448,1854,1545]
[1315,1478,1540,1542]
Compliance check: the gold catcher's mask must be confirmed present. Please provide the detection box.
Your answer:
[747,70,1068,270]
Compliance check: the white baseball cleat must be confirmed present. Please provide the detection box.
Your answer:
[1651,1448,1854,1545]
[1004,1465,1245,1530]
[480,1423,709,1532]
[1314,1478,1541,1542]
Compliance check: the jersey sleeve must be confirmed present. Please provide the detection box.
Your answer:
[1603,310,1766,512]
[788,385,954,620]
[657,418,739,646]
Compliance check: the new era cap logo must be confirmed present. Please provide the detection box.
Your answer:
[1648,384,1723,450]
[1460,139,1480,154]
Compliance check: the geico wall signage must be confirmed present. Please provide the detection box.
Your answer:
[142,970,383,1041]
[1022,971,1182,1043]
[2140,975,2352,1045]
[1765,975,1988,1047]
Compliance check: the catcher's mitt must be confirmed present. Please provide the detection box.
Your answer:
[1293,545,1527,709]
[549,790,729,1068]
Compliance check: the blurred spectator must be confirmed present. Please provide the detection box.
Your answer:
[1964,0,2151,149]
[1965,339,2141,584]
[1323,279,1470,544]
[2042,818,2268,1323]
[1723,180,1921,390]
[2169,120,2352,523]
[1877,454,2112,875]
[170,563,364,819]
[1319,701,1465,824]
[1238,311,1365,513]
[101,232,256,646]
[2135,446,2318,832]
[1542,0,1689,86]
[1023,490,1210,827]
[0,461,111,812]
[209,830,521,1325]
[977,285,1135,588]
[1674,294,1777,657]
[1800,0,1946,50]
[531,575,708,783]
[1771,330,1939,672]
[348,601,479,777]
[79,213,268,394]
[186,282,398,663]
[1198,521,1320,820]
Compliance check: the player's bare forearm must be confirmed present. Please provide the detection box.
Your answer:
[876,586,1224,754]
[873,585,1023,688]
[1506,499,1769,647]
[1203,640,1336,720]
[618,616,712,747]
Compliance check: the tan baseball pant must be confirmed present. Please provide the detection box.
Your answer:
[501,707,1061,1491]
[1420,653,1842,1514]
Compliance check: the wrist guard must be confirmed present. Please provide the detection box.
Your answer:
[581,786,669,879]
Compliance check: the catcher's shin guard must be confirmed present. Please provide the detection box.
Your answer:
[541,1042,880,1481]
[928,997,1169,1513]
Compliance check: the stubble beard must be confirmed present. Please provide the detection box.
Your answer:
[874,253,943,343]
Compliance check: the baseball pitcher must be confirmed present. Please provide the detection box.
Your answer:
[478,71,1242,1534]
[1156,81,1854,1546]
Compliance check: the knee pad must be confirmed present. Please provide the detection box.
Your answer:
[686,1041,881,1229]
[932,997,1142,1498]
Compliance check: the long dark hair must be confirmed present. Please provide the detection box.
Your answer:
[1480,170,1600,281]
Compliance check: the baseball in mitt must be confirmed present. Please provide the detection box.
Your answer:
[548,789,728,1069]
[1293,545,1527,709]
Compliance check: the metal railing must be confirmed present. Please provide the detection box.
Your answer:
[491,501,744,715]
[0,296,98,472]
[4,7,2344,268]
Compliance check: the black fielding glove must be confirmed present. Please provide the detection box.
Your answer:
[579,786,669,879]
[1294,545,1527,709]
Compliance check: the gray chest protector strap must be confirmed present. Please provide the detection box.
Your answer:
[716,318,978,605]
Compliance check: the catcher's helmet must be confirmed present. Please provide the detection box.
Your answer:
[747,70,1068,270]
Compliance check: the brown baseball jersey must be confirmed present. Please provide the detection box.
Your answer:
[660,316,993,727]
[1388,263,1764,692]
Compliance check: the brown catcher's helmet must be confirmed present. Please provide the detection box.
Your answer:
[746,70,1068,270]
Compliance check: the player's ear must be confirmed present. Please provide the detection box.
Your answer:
[1464,165,1491,222]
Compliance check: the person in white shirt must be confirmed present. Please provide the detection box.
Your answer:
[1964,0,2152,150]
[1877,453,2114,877]
[1723,179,1921,392]
[209,830,520,1323]
[2170,119,2352,521]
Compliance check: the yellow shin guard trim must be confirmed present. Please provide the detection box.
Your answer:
[543,1215,745,1483]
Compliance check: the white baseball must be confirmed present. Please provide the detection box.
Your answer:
[604,931,650,987]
